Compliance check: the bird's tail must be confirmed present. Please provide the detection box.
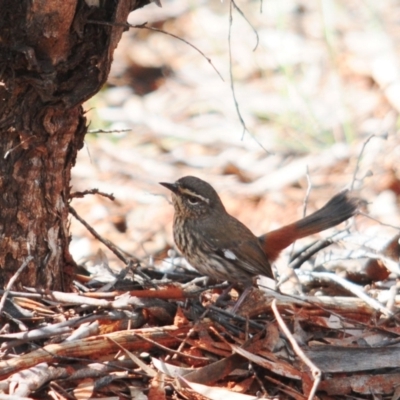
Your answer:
[258,191,360,261]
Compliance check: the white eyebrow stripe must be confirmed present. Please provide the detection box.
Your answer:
[223,249,236,260]
[180,188,210,203]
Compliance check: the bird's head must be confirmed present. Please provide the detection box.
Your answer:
[160,176,226,218]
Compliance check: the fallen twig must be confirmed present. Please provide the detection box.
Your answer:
[272,299,321,400]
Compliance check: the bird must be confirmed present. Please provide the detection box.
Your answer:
[160,176,359,286]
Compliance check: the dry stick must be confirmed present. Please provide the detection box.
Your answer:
[49,381,76,400]
[107,336,157,377]
[302,166,312,218]
[134,23,224,83]
[0,315,113,350]
[278,233,340,291]
[70,188,115,201]
[134,333,209,362]
[0,325,190,379]
[286,165,313,266]
[263,374,304,399]
[167,309,209,362]
[69,206,131,265]
[69,207,155,286]
[259,285,381,336]
[227,0,270,154]
[208,305,265,330]
[227,0,246,140]
[87,128,132,134]
[350,133,384,191]
[271,299,321,400]
[0,256,33,314]
[87,20,223,82]
[359,211,400,231]
[230,0,259,51]
[308,271,393,317]
[289,230,349,267]
[0,290,42,299]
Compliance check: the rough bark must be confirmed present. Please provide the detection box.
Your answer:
[0,0,144,290]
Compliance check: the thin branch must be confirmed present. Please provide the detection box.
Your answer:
[302,165,312,218]
[308,271,393,317]
[350,133,384,191]
[87,20,224,82]
[107,336,157,377]
[0,256,33,314]
[271,299,321,400]
[228,1,271,153]
[166,309,209,361]
[70,188,115,201]
[87,128,132,134]
[69,206,132,264]
[208,305,265,330]
[134,333,209,361]
[228,0,246,140]
[287,165,313,263]
[231,0,259,51]
[288,229,349,266]
[359,211,400,231]
[69,207,155,286]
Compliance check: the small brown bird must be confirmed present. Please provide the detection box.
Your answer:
[160,176,359,286]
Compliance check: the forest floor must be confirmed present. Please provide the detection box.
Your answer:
[4,0,400,398]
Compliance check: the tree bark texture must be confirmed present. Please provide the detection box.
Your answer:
[0,0,141,290]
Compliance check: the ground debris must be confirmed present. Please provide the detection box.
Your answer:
[0,249,399,400]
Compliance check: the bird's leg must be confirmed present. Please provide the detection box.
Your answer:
[230,285,254,313]
[215,283,235,306]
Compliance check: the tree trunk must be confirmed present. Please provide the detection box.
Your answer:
[0,0,142,290]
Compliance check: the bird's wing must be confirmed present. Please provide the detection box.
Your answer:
[205,237,274,279]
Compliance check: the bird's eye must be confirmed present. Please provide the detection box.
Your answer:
[187,196,200,205]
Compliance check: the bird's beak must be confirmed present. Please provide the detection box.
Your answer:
[159,181,179,194]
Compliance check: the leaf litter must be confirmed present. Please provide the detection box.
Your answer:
[3,0,400,398]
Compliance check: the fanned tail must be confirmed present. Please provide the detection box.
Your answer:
[258,190,360,261]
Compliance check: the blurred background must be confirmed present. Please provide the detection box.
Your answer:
[70,0,400,270]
